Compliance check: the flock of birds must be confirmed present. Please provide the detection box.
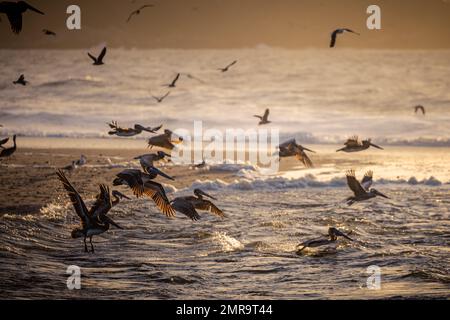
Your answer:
[0,1,429,253]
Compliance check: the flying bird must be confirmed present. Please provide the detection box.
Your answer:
[88,47,107,65]
[277,138,315,168]
[134,151,171,171]
[126,4,154,23]
[414,105,426,115]
[56,170,126,253]
[218,60,237,72]
[297,227,353,252]
[254,109,271,125]
[108,121,162,137]
[336,136,383,153]
[330,28,360,48]
[148,129,183,150]
[345,170,389,206]
[42,28,56,36]
[151,91,170,103]
[163,73,180,88]
[178,189,225,218]
[0,135,16,158]
[0,1,44,34]
[13,74,27,86]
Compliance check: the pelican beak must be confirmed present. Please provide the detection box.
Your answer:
[148,166,175,181]
[334,228,354,241]
[375,190,389,199]
[133,155,142,160]
[370,142,383,150]
[114,191,131,200]
[302,147,316,153]
[104,216,123,229]
[26,3,45,15]
[200,190,217,200]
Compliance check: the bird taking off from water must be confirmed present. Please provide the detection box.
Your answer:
[345,170,389,206]
[0,1,44,34]
[13,74,27,86]
[330,28,360,48]
[254,109,271,125]
[414,105,426,115]
[218,60,237,72]
[88,47,107,65]
[336,136,383,153]
[126,4,154,23]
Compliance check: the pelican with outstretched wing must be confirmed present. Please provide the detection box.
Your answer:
[0,1,44,34]
[345,170,389,205]
[336,136,383,153]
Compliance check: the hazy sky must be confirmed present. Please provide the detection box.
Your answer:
[1,0,450,49]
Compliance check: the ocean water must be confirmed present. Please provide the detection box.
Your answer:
[1,48,450,145]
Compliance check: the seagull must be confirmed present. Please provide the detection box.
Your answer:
[126,4,154,23]
[218,60,237,72]
[56,170,127,253]
[0,1,44,34]
[88,47,107,65]
[147,129,183,150]
[0,135,16,158]
[254,109,271,125]
[113,168,175,217]
[345,170,389,206]
[277,138,315,168]
[108,121,162,137]
[13,74,27,85]
[297,227,353,252]
[163,73,180,88]
[414,105,426,115]
[151,91,170,103]
[336,136,383,153]
[42,28,56,36]
[330,28,360,48]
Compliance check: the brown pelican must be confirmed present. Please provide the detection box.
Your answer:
[330,28,360,48]
[414,105,426,115]
[170,198,201,221]
[88,47,107,66]
[13,74,27,86]
[151,91,170,103]
[254,109,271,125]
[0,135,16,158]
[278,138,315,168]
[163,73,180,88]
[113,168,175,217]
[147,129,183,150]
[336,136,383,153]
[134,151,171,171]
[42,28,56,36]
[179,189,225,218]
[218,60,237,72]
[346,170,389,206]
[126,4,154,23]
[297,227,353,252]
[0,1,44,34]
[108,121,162,137]
[56,170,126,253]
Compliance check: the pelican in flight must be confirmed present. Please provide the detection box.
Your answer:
[0,135,16,158]
[414,105,426,115]
[336,136,383,153]
[42,28,55,36]
[147,129,183,150]
[278,138,315,168]
[218,60,237,72]
[151,91,170,103]
[108,121,162,137]
[134,151,171,171]
[0,1,44,34]
[297,227,353,252]
[254,109,271,125]
[56,170,127,253]
[13,74,27,86]
[163,73,181,88]
[346,170,389,206]
[88,47,107,66]
[330,28,360,48]
[178,189,225,218]
[126,4,154,23]
[113,168,175,217]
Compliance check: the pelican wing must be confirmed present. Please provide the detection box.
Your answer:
[296,149,313,168]
[6,11,22,34]
[344,136,361,147]
[346,170,367,197]
[89,184,112,221]
[262,109,270,121]
[360,171,373,191]
[126,11,137,22]
[253,115,263,120]
[194,200,225,218]
[171,198,201,221]
[87,52,97,62]
[278,138,296,149]
[56,170,90,228]
[117,170,145,197]
[98,47,107,62]
[143,181,175,217]
[330,30,338,48]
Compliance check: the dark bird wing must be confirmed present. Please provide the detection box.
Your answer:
[87,52,97,62]
[6,9,22,34]
[127,10,137,22]
[262,109,270,121]
[330,30,338,48]
[171,198,201,221]
[151,124,163,132]
[89,184,112,221]
[344,28,360,35]
[194,200,225,218]
[171,73,180,85]
[360,171,373,191]
[0,137,9,147]
[296,149,313,168]
[117,170,145,197]
[97,47,107,62]
[346,170,367,197]
[226,60,237,69]
[253,115,263,120]
[143,181,175,217]
[344,136,361,147]
[18,74,25,82]
[56,170,90,228]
